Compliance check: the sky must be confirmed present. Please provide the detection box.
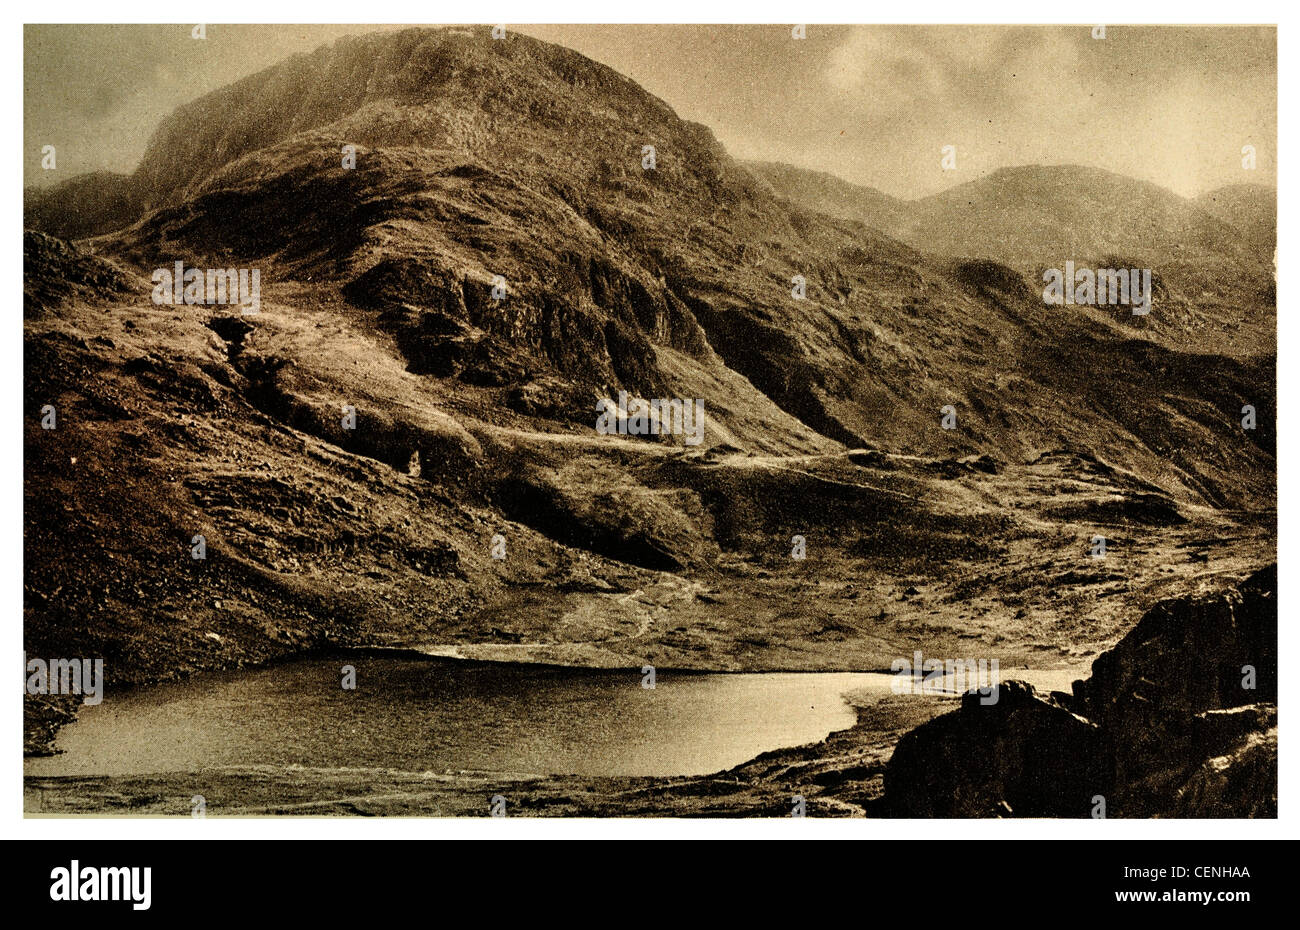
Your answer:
[24,23,1277,199]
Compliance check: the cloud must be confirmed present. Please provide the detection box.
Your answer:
[824,27,946,108]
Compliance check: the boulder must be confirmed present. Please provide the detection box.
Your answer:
[884,681,1108,817]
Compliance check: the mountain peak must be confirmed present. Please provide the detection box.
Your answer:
[134,26,692,207]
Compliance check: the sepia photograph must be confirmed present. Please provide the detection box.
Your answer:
[22,21,1276,828]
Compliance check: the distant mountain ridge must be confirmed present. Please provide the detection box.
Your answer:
[897,164,1260,266]
[751,161,1274,266]
[752,160,1275,356]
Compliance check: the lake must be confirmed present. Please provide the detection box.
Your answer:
[24,655,1080,779]
[24,656,910,778]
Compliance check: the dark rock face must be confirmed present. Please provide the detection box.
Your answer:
[884,681,1108,817]
[952,259,1034,303]
[1171,717,1277,818]
[883,566,1277,817]
[1071,564,1276,814]
[957,453,1000,475]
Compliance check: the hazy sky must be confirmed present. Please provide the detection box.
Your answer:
[25,24,1276,199]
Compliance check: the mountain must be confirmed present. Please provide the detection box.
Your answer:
[24,171,142,240]
[25,27,1274,737]
[746,159,909,230]
[898,165,1258,267]
[753,162,1276,356]
[1196,183,1277,253]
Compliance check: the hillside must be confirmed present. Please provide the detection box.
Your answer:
[900,165,1258,267]
[24,171,142,240]
[746,159,909,230]
[1197,183,1277,253]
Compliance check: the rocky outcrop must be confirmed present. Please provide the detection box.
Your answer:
[1170,715,1277,818]
[1072,564,1276,814]
[884,681,1108,817]
[23,231,134,315]
[882,565,1277,817]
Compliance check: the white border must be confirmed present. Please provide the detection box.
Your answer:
[7,1,1293,841]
